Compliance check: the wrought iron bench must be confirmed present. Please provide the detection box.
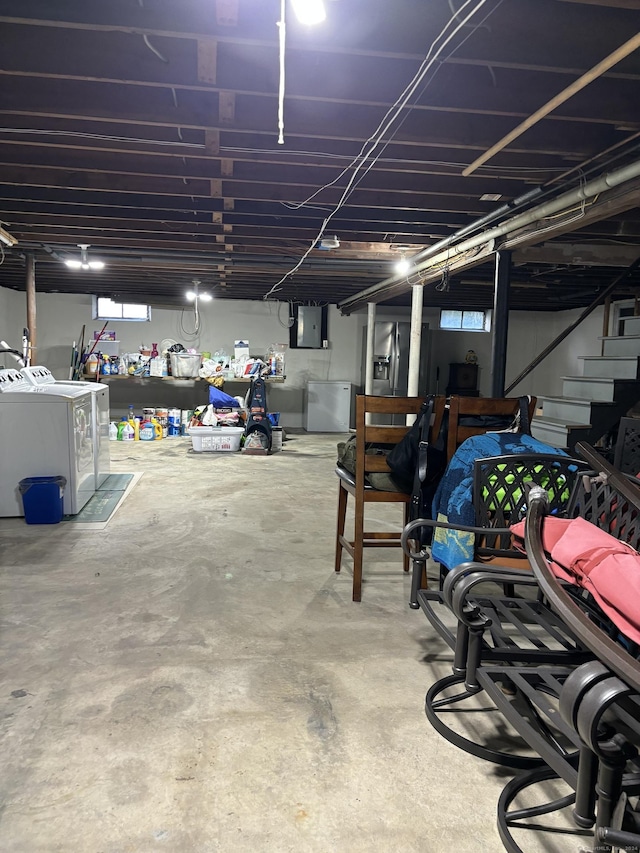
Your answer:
[492,455,640,853]
[403,444,640,769]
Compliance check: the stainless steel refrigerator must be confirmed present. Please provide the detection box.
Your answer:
[364,321,430,421]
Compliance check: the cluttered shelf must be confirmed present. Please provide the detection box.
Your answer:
[101,375,285,382]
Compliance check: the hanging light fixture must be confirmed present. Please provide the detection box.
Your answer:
[394,254,411,276]
[65,244,105,270]
[291,0,326,25]
[185,279,212,302]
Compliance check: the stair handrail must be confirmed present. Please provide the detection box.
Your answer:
[505,255,640,395]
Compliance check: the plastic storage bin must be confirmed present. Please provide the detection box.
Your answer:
[19,476,67,524]
[170,352,202,378]
[188,426,244,452]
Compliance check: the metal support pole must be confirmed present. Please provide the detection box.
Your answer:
[364,303,376,424]
[407,284,424,424]
[364,303,376,395]
[491,250,511,397]
[25,252,36,364]
[601,295,611,355]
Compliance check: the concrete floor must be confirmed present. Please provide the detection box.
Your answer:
[0,433,565,852]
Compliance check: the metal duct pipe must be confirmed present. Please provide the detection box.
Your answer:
[339,156,640,312]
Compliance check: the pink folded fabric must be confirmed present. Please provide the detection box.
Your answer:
[511,515,640,645]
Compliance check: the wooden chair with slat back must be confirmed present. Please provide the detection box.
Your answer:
[335,394,446,602]
[446,395,537,461]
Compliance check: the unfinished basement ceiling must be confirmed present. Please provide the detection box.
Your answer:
[0,0,639,311]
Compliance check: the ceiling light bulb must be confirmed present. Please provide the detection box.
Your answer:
[199,292,213,302]
[186,291,197,301]
[292,0,326,25]
[88,260,105,270]
[65,259,82,269]
[394,257,411,275]
[81,262,90,270]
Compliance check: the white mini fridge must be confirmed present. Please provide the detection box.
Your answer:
[305,381,356,432]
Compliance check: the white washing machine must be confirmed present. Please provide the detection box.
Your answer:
[21,366,110,488]
[0,368,96,516]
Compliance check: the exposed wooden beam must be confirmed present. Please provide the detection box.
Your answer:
[0,0,635,74]
[463,31,640,175]
[0,145,528,196]
[196,39,217,84]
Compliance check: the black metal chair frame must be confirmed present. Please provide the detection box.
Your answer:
[493,465,640,853]
[407,452,590,609]
[405,447,640,771]
[614,416,640,478]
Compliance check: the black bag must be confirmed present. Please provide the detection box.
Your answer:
[387,397,447,544]
[336,437,403,492]
[459,395,532,435]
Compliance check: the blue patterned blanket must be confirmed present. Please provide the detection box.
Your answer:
[431,433,567,571]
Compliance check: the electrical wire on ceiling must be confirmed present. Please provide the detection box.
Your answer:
[220,143,567,176]
[282,0,492,214]
[278,0,506,211]
[0,128,570,176]
[143,34,169,63]
[262,0,501,299]
[179,279,206,338]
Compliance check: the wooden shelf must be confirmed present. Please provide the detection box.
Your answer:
[99,375,285,383]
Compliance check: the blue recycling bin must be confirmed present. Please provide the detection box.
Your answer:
[19,476,67,524]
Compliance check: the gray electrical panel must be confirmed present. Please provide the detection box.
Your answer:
[293,305,326,348]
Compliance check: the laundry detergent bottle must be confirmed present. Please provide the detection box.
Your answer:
[139,419,155,441]
[116,417,128,441]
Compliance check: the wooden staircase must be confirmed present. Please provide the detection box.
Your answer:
[531,315,640,451]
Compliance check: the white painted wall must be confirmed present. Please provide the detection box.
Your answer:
[0,289,363,426]
[0,285,25,362]
[0,285,607,424]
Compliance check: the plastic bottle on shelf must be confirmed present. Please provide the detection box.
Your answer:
[151,417,163,440]
[116,417,128,441]
[151,342,159,358]
[122,420,134,441]
[109,422,118,441]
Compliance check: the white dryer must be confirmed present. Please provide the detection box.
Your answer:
[21,366,110,488]
[0,368,96,516]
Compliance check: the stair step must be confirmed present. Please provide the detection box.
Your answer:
[539,395,595,424]
[561,375,640,402]
[533,416,593,431]
[599,335,640,357]
[621,316,640,336]
[530,418,591,450]
[579,356,640,379]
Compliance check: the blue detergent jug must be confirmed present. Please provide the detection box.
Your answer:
[139,419,155,441]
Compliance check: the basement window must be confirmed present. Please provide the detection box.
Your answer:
[93,297,151,322]
[439,309,490,332]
